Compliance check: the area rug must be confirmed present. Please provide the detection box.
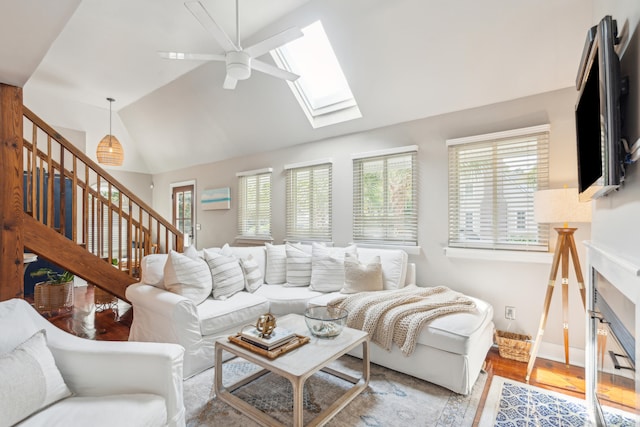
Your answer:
[184,355,486,426]
[478,375,638,427]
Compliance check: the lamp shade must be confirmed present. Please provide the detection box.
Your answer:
[96,134,124,166]
[534,188,592,224]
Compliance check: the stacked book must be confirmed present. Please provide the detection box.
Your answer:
[240,326,297,351]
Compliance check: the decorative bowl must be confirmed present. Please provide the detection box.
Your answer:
[304,306,348,338]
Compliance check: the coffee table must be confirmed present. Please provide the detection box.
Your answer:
[214,313,370,427]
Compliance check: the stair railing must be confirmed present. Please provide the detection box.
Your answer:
[22,106,183,278]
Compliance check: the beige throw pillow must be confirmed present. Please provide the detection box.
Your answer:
[341,253,384,294]
[0,330,72,426]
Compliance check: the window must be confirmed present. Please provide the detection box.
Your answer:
[271,20,361,128]
[237,168,272,239]
[285,160,332,242]
[447,125,550,251]
[352,146,418,245]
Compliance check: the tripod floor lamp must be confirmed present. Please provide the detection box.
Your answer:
[525,187,592,383]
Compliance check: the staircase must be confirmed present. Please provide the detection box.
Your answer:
[1,96,182,302]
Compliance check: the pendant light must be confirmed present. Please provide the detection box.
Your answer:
[96,97,124,166]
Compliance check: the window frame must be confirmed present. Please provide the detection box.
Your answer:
[446,125,550,252]
[352,146,418,246]
[285,159,333,242]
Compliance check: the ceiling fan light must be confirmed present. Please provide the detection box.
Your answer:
[226,51,251,80]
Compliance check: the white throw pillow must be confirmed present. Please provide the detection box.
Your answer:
[183,244,200,260]
[310,243,357,292]
[164,250,213,304]
[341,253,384,294]
[265,243,287,284]
[239,255,263,293]
[204,250,245,300]
[285,243,311,287]
[0,330,72,426]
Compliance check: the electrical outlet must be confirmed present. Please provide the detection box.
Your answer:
[505,306,516,320]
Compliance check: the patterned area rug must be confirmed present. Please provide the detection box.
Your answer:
[478,376,638,426]
[184,355,486,426]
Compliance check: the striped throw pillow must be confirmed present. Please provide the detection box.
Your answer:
[310,243,357,292]
[265,243,287,284]
[164,250,213,304]
[240,254,262,293]
[285,243,311,287]
[204,250,245,300]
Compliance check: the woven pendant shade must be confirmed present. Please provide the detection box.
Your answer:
[96,97,124,166]
[96,134,124,166]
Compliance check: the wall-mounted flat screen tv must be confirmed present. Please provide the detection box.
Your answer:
[575,15,625,201]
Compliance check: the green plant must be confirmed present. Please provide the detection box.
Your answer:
[30,268,74,284]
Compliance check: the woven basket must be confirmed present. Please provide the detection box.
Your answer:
[34,281,73,313]
[495,330,532,362]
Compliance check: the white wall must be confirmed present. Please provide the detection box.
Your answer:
[152,87,590,363]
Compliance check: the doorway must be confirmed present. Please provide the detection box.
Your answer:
[172,184,195,247]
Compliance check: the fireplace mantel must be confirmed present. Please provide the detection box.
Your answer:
[585,241,640,424]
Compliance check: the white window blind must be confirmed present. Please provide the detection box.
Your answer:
[447,126,550,251]
[237,171,272,238]
[286,162,332,241]
[87,187,128,260]
[352,149,418,245]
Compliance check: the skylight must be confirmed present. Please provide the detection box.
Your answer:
[271,20,361,128]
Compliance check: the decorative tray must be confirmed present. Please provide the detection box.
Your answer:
[228,333,310,359]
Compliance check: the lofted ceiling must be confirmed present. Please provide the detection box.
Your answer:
[3,0,593,174]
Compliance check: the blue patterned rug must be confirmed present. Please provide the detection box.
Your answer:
[479,376,638,427]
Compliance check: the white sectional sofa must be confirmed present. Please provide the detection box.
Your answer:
[126,244,494,395]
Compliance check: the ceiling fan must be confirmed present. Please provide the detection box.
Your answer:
[159,0,303,90]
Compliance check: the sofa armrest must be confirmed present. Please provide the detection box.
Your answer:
[48,336,185,427]
[126,283,205,350]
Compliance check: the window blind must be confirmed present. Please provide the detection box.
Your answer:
[237,171,272,238]
[447,127,550,251]
[352,150,418,245]
[87,190,129,259]
[286,162,332,241]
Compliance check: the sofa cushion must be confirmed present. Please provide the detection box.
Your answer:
[358,247,408,290]
[0,330,72,426]
[265,243,287,284]
[310,243,357,292]
[285,243,312,287]
[197,292,270,336]
[254,284,323,316]
[164,250,213,305]
[204,250,245,300]
[17,394,167,427]
[239,255,262,293]
[308,292,494,355]
[341,253,384,293]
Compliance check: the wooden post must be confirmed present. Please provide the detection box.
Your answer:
[0,84,24,301]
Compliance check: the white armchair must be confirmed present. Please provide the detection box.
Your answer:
[0,298,185,427]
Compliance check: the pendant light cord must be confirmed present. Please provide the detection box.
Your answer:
[107,97,115,148]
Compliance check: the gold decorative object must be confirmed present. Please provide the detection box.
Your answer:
[256,313,276,338]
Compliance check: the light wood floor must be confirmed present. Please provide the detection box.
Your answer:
[36,284,634,424]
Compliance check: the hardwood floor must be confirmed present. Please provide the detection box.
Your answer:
[37,285,634,424]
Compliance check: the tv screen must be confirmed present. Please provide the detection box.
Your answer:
[575,15,624,201]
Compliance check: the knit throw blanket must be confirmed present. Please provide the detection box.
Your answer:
[328,285,476,356]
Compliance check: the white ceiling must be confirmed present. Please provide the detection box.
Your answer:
[3,0,593,174]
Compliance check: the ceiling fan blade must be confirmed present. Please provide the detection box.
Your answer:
[185,1,237,52]
[245,27,303,58]
[251,59,300,81]
[157,51,225,61]
[223,75,238,90]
